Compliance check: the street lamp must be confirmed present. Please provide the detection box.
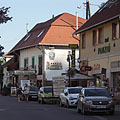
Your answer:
[76,5,81,30]
[67,51,72,86]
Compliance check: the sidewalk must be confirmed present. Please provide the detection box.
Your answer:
[115,104,120,112]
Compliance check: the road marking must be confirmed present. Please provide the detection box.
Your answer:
[0,109,5,111]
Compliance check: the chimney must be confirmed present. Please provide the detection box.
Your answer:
[26,23,28,35]
[52,14,54,19]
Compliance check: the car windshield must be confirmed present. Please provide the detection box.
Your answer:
[68,88,82,94]
[44,88,52,93]
[85,89,109,97]
[29,86,38,91]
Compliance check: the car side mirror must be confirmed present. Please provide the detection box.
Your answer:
[110,93,114,97]
[64,92,68,96]
[40,91,43,93]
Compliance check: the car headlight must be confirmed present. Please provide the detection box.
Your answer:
[86,100,92,105]
[69,97,75,100]
[109,100,113,104]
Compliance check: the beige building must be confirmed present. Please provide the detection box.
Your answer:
[73,0,120,101]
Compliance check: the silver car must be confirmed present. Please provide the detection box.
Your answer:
[60,87,82,107]
[77,87,115,115]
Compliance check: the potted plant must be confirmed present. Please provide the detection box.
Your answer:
[67,68,76,77]
[1,85,7,96]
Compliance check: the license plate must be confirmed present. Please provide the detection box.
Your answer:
[96,106,106,109]
[31,96,37,98]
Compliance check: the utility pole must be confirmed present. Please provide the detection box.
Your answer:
[83,0,91,19]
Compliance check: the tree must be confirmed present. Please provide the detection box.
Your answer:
[0,45,4,57]
[0,45,4,91]
[0,7,12,24]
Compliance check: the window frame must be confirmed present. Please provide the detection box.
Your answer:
[38,56,42,75]
[32,56,35,69]
[81,33,86,49]
[24,57,29,69]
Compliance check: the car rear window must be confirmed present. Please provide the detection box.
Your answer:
[68,88,82,94]
[85,89,109,97]
[29,86,38,91]
[44,88,52,93]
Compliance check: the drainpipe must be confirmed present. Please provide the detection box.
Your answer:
[72,33,80,68]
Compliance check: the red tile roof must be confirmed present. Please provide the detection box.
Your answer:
[74,0,120,34]
[9,13,86,53]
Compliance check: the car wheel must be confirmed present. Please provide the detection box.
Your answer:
[81,104,87,115]
[41,98,45,104]
[66,100,70,108]
[60,99,63,107]
[38,99,41,104]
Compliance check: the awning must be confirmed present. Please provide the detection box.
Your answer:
[14,70,36,76]
[62,73,94,80]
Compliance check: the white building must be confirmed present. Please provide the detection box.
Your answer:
[8,13,86,87]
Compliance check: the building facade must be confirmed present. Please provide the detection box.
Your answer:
[73,0,120,101]
[7,13,86,87]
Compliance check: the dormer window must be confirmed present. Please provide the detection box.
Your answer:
[37,30,45,38]
[24,34,31,42]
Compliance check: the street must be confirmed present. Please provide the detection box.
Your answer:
[0,95,120,120]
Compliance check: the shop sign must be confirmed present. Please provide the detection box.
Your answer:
[80,60,88,74]
[49,51,55,60]
[93,64,100,71]
[11,87,17,96]
[46,62,62,70]
[111,61,120,68]
[69,44,78,49]
[14,70,36,75]
[98,45,110,54]
[69,44,78,67]
[72,49,75,67]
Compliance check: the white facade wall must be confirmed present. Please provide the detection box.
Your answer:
[20,47,43,70]
[20,47,79,81]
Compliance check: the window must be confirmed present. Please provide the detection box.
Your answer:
[32,57,35,69]
[38,56,42,75]
[24,58,28,69]
[82,33,86,49]
[37,30,45,38]
[93,30,97,46]
[112,22,119,40]
[98,28,104,44]
[24,34,31,41]
[93,27,104,46]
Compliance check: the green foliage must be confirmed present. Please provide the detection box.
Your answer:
[0,7,12,24]
[67,68,76,77]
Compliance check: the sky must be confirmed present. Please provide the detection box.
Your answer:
[0,0,108,53]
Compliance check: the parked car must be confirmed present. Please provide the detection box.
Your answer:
[77,87,115,115]
[60,87,82,107]
[21,86,38,101]
[38,86,59,104]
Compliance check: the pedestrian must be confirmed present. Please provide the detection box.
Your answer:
[24,84,29,102]
[17,86,22,103]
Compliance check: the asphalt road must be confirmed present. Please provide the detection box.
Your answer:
[0,95,120,120]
